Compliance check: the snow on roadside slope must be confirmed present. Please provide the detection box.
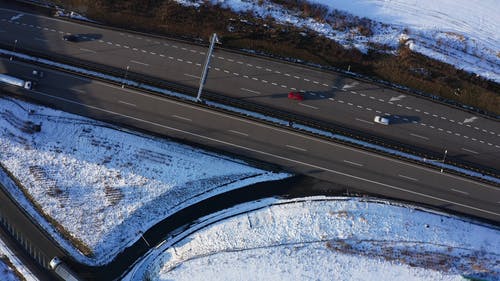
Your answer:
[0,96,289,265]
[146,197,499,281]
[176,0,499,82]
[0,237,37,281]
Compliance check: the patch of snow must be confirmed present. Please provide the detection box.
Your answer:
[176,0,499,82]
[141,197,499,281]
[0,97,289,265]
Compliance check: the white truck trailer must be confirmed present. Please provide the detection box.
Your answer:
[0,73,32,90]
[49,257,82,281]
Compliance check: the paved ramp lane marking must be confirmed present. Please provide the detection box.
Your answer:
[451,188,469,195]
[343,160,363,167]
[241,88,261,95]
[172,115,192,122]
[410,133,430,140]
[286,145,307,152]
[130,60,149,66]
[298,103,318,110]
[398,174,419,182]
[229,130,249,137]
[118,100,136,107]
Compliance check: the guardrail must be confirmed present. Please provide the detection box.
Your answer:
[1,44,498,182]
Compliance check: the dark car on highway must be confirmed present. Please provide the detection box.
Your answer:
[62,34,83,42]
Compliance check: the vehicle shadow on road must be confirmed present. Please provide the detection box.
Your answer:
[387,115,421,125]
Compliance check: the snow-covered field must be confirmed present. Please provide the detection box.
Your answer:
[0,96,288,265]
[177,0,499,82]
[142,197,499,281]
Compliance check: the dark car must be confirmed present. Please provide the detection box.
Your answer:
[62,34,83,42]
[288,91,304,101]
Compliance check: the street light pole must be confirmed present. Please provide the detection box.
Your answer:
[122,65,130,88]
[440,149,447,173]
[196,33,219,102]
[10,39,17,61]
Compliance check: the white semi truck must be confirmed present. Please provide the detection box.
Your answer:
[0,73,32,90]
[49,257,82,281]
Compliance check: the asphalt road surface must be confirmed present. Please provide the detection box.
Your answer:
[1,59,499,224]
[0,6,498,174]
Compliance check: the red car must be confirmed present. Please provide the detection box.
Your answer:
[288,91,304,101]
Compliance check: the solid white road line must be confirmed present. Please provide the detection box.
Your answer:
[398,174,419,182]
[343,160,363,167]
[298,103,318,110]
[286,145,307,152]
[410,133,430,140]
[183,73,200,79]
[29,82,500,215]
[229,130,249,137]
[355,118,374,125]
[79,48,96,54]
[461,148,479,154]
[118,100,137,107]
[130,60,149,66]
[172,115,192,122]
[240,88,261,95]
[451,188,469,195]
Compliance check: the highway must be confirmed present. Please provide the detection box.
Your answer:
[0,5,498,174]
[1,59,499,223]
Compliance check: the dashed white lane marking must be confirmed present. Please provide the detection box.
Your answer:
[172,115,192,122]
[229,130,249,137]
[343,160,364,167]
[410,133,430,140]
[79,48,96,53]
[398,174,418,182]
[241,88,261,95]
[34,37,48,42]
[355,118,374,125]
[299,103,319,110]
[183,73,200,79]
[286,145,307,152]
[118,100,137,107]
[130,60,149,66]
[71,88,86,94]
[451,188,469,195]
[461,148,479,155]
